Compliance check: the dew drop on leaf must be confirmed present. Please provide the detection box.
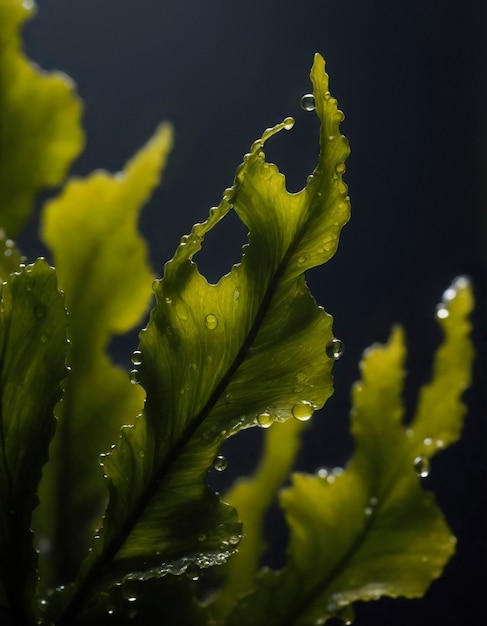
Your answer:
[283,116,295,130]
[257,412,273,428]
[300,93,316,111]
[186,563,200,581]
[413,456,430,478]
[131,350,143,366]
[213,455,227,471]
[435,304,449,320]
[129,369,140,385]
[292,400,314,422]
[326,338,345,360]
[121,579,138,602]
[335,163,346,175]
[205,313,218,330]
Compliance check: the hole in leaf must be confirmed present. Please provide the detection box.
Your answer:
[193,208,248,284]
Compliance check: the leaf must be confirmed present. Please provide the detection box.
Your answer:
[0,0,84,236]
[0,259,68,624]
[226,277,474,626]
[49,54,350,624]
[36,124,173,586]
[210,419,307,621]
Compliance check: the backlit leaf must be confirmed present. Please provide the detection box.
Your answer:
[0,259,68,623]
[36,124,173,587]
[226,278,474,626]
[49,54,350,623]
[0,0,84,236]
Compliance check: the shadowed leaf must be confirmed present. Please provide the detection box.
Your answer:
[0,260,68,623]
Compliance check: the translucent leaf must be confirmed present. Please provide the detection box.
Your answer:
[50,54,350,623]
[226,278,474,626]
[0,259,68,623]
[0,0,84,236]
[211,419,306,621]
[36,124,173,586]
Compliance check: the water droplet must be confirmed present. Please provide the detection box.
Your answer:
[326,338,345,360]
[436,439,445,448]
[435,304,449,320]
[233,288,240,300]
[164,296,172,304]
[186,563,200,581]
[213,455,227,471]
[131,350,143,366]
[369,496,378,506]
[364,506,373,517]
[176,302,189,321]
[297,256,305,265]
[283,116,295,130]
[300,94,316,111]
[414,456,430,478]
[40,334,47,343]
[335,163,346,175]
[292,400,314,422]
[138,449,145,459]
[423,437,433,447]
[328,135,335,141]
[224,392,233,404]
[257,412,273,428]
[189,363,198,371]
[121,580,138,602]
[317,467,329,479]
[129,369,140,385]
[205,314,218,330]
[197,533,206,542]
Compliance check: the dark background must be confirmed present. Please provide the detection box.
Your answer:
[21,1,486,624]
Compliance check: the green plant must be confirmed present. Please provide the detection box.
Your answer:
[0,1,474,625]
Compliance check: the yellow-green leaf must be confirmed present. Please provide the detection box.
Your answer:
[36,124,173,586]
[226,278,474,626]
[0,0,84,236]
[0,259,68,623]
[48,54,350,624]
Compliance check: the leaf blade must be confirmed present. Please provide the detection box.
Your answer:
[0,0,84,236]
[226,279,474,626]
[0,260,68,623]
[36,124,173,586]
[52,54,350,623]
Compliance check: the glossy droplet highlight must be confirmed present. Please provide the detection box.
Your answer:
[186,563,200,581]
[129,370,140,385]
[292,400,314,422]
[257,412,273,429]
[205,314,218,330]
[283,116,295,130]
[300,93,316,111]
[335,163,346,175]
[121,580,138,602]
[414,456,430,478]
[213,455,227,471]
[435,304,449,320]
[131,350,143,366]
[326,338,345,360]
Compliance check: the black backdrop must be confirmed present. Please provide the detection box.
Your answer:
[20,1,486,624]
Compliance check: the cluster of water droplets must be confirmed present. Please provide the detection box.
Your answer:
[435,275,469,321]
[129,349,143,385]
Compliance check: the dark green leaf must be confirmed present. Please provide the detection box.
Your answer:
[0,259,68,624]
